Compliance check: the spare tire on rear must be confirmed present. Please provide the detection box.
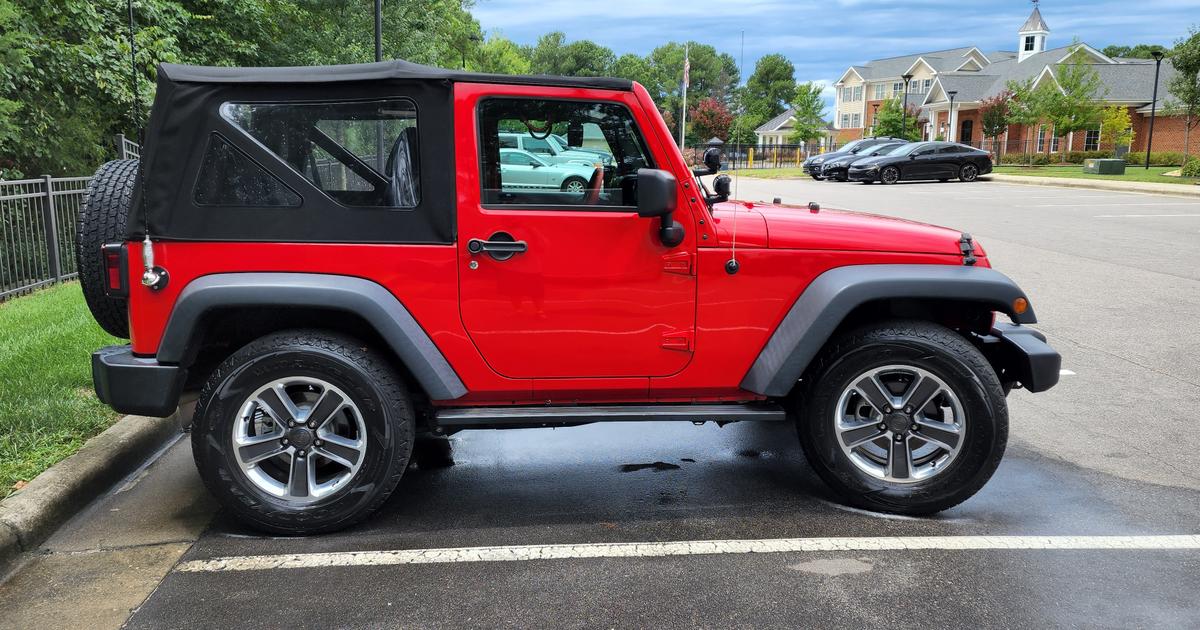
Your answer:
[75,159,138,338]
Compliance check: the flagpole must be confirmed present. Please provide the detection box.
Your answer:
[680,44,688,147]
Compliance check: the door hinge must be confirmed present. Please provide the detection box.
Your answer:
[662,251,694,276]
[959,232,977,266]
[661,330,694,351]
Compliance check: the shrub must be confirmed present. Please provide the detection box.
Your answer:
[1064,151,1110,164]
[1183,156,1200,178]
[1123,151,1185,166]
[1030,153,1051,166]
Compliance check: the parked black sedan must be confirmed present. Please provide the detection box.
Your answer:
[801,136,904,180]
[847,141,992,184]
[819,141,907,181]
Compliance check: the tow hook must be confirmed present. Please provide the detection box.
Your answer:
[139,235,169,290]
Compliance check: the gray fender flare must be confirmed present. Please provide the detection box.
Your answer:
[157,272,467,400]
[740,264,1036,397]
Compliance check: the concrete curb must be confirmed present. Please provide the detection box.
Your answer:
[987,173,1200,197]
[0,412,182,573]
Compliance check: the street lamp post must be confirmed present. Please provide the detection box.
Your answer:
[1145,50,1165,170]
[871,103,880,136]
[373,0,382,62]
[901,74,913,138]
[947,90,958,143]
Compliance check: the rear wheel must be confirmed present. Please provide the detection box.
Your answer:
[192,330,414,534]
[561,176,587,193]
[796,320,1007,515]
[880,166,900,185]
[76,159,138,338]
[959,163,979,182]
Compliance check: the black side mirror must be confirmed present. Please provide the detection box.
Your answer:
[567,121,584,147]
[637,168,684,247]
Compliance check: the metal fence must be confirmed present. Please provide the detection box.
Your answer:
[0,175,90,301]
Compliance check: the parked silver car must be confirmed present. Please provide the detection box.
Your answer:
[499,149,598,193]
[499,132,610,166]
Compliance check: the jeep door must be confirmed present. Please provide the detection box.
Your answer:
[456,86,697,379]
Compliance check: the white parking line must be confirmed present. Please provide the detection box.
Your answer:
[1059,369,1076,376]
[1094,213,1200,218]
[1033,202,1200,207]
[175,535,1200,573]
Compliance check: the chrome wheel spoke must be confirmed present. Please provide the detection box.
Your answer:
[256,385,298,426]
[915,419,961,450]
[888,437,912,480]
[305,390,345,430]
[238,435,285,465]
[854,375,893,413]
[314,434,363,468]
[288,452,311,498]
[840,423,886,448]
[902,375,941,413]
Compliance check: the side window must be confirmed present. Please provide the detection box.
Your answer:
[221,99,419,208]
[479,98,652,208]
[193,134,301,207]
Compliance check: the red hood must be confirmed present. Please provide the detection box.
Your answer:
[710,200,984,257]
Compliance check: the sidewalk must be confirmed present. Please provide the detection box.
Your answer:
[987,173,1200,197]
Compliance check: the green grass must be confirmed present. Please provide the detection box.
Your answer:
[735,168,810,180]
[0,282,120,498]
[992,165,1200,185]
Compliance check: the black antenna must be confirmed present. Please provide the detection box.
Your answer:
[725,30,745,276]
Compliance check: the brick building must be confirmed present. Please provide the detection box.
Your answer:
[827,5,1198,155]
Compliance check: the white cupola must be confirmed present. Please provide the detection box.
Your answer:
[1018,4,1050,62]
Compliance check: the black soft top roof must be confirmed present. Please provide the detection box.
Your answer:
[158,59,634,91]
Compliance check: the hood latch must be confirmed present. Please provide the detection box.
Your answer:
[959,233,977,266]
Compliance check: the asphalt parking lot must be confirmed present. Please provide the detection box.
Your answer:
[3,177,1199,629]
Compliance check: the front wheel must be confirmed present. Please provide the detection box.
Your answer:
[880,166,900,185]
[959,163,979,182]
[192,330,414,534]
[561,176,588,193]
[810,174,823,180]
[796,320,1007,515]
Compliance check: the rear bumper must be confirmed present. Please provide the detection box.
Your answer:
[92,345,186,417]
[979,323,1061,393]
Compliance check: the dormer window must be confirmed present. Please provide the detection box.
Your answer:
[1024,36,1036,52]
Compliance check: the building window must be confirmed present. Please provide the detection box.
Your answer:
[1050,128,1060,153]
[841,113,850,128]
[1084,128,1100,151]
[1024,36,1036,52]
[851,113,861,128]
[874,84,886,100]
[1036,125,1047,152]
[893,81,903,96]
[853,85,862,101]
[923,79,932,93]
[842,87,852,102]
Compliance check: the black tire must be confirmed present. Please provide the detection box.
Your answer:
[938,178,950,182]
[191,329,415,534]
[76,159,138,338]
[959,163,980,182]
[810,174,823,180]
[796,320,1007,515]
[880,166,900,185]
[561,176,588,193]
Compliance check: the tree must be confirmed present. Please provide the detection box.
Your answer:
[611,53,655,88]
[1168,27,1200,163]
[527,32,615,77]
[727,114,762,147]
[787,82,827,144]
[1005,77,1055,150]
[872,98,921,140]
[1102,44,1171,59]
[1099,105,1134,152]
[688,98,732,143]
[978,90,1012,154]
[1044,45,1106,150]
[474,34,531,75]
[642,42,739,124]
[741,54,796,121]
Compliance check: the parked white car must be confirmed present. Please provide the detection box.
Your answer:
[499,149,598,193]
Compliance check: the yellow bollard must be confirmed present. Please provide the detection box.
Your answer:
[749,147,754,169]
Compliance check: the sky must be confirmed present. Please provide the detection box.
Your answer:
[471,0,1198,110]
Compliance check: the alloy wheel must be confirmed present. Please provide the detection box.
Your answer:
[881,167,899,184]
[565,180,586,193]
[232,377,366,504]
[833,365,965,483]
[961,164,978,181]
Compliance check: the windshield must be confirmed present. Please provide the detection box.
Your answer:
[843,140,868,153]
[869,143,904,156]
[886,142,923,156]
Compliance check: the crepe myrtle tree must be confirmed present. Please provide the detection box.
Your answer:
[873,98,921,141]
[1099,104,1135,155]
[688,98,733,144]
[978,90,1012,157]
[1167,26,1200,163]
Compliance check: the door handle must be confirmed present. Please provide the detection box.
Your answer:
[467,232,527,261]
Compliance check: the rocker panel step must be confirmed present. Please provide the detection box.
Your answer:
[434,403,787,427]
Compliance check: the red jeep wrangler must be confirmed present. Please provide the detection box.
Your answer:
[78,60,1059,534]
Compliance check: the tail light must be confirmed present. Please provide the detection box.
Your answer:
[102,242,129,297]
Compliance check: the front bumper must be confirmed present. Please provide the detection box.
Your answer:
[821,165,848,179]
[978,323,1061,393]
[92,345,186,417]
[847,168,878,182]
[802,161,824,175]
